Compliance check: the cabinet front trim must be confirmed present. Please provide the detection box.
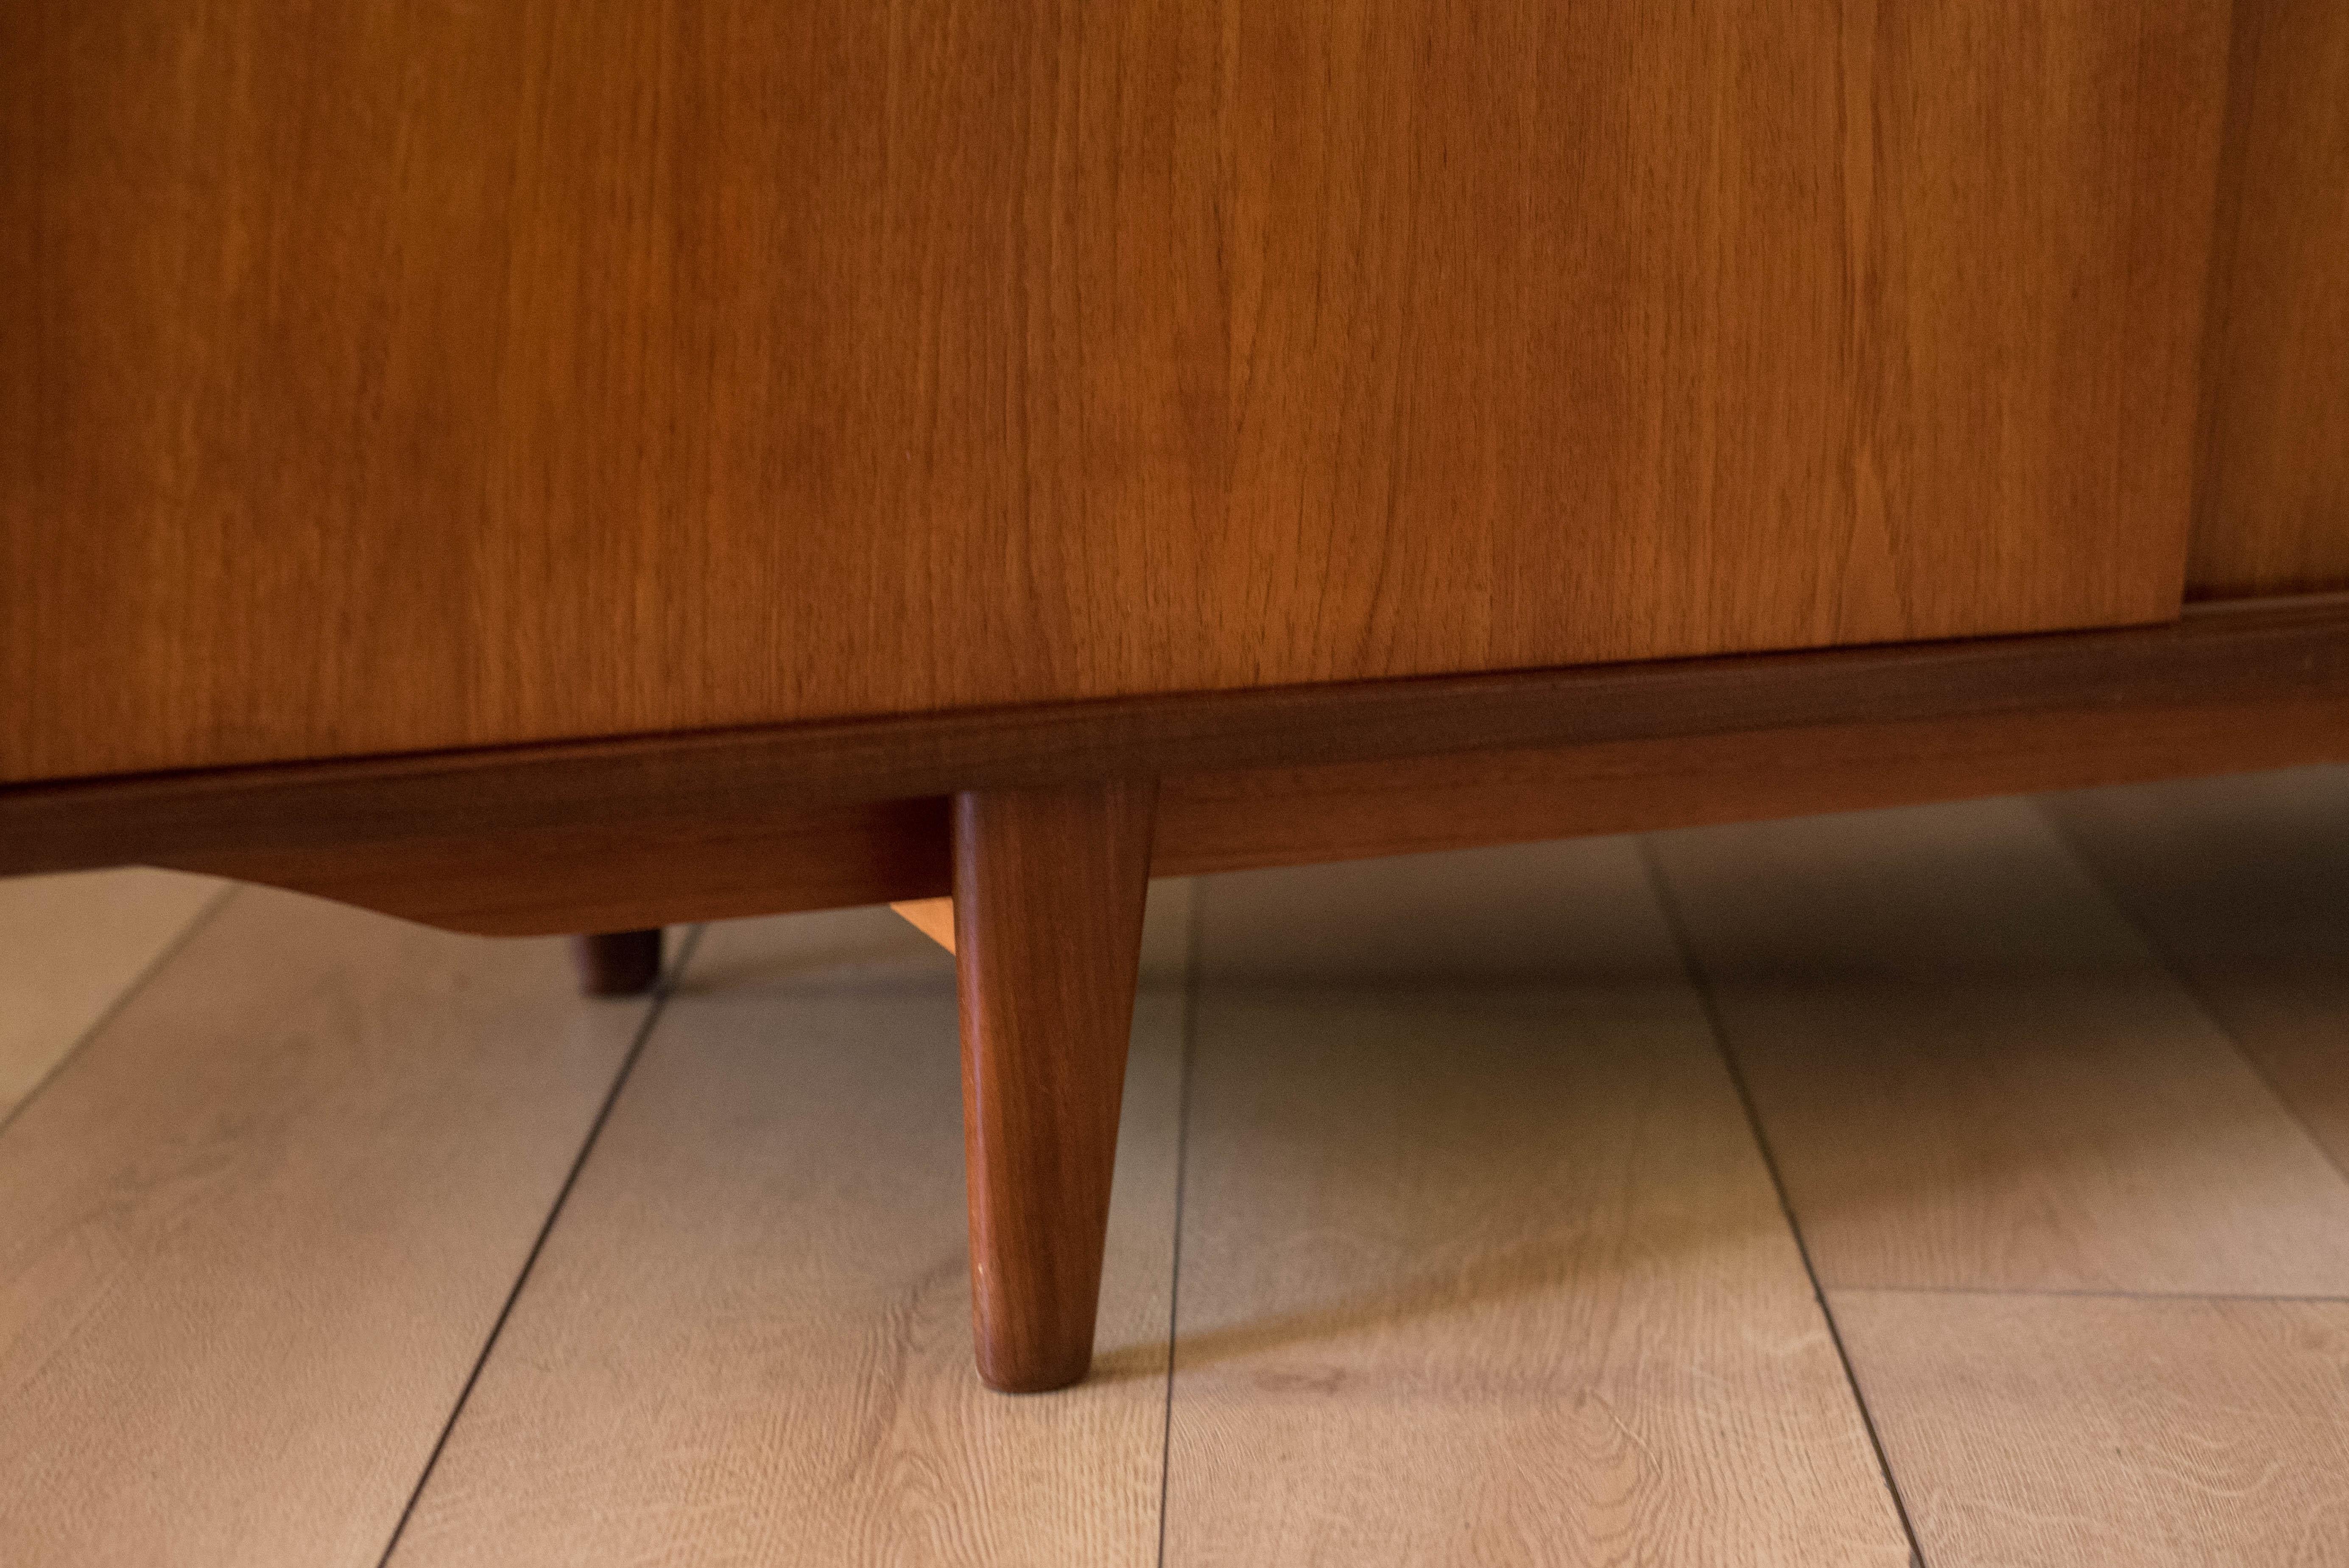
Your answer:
[6,596,2346,934]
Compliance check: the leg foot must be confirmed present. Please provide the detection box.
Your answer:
[954,780,1156,1392]
[570,929,663,996]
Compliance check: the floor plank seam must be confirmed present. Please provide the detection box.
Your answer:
[2033,796,2349,1197]
[1634,837,1930,1568]
[0,879,239,1145]
[370,923,707,1568]
[1834,1282,2349,1305]
[1154,889,1202,1568]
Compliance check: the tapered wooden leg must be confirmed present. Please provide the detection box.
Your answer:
[570,929,662,996]
[954,779,1157,1392]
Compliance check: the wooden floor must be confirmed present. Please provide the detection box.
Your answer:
[6,770,2349,1566]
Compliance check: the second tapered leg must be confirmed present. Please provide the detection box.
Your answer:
[570,929,663,996]
[953,779,1157,1393]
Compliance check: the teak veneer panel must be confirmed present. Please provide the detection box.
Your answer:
[2187,0,2349,600]
[3,0,2224,782]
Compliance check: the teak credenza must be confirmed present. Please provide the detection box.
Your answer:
[6,0,2347,1391]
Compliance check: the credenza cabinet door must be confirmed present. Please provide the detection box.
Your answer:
[2188,0,2349,602]
[3,2,2229,783]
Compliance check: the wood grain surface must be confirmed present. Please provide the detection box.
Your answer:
[2187,0,2349,599]
[1156,693,2349,884]
[0,886,653,1568]
[390,898,1192,1567]
[3,0,2224,783]
[11,597,2349,934]
[1162,841,1910,1566]
[1835,1291,2349,1567]
[170,800,953,938]
[0,868,224,1117]
[101,684,2349,939]
[2045,767,2349,1178]
[953,783,1157,1391]
[1651,798,2349,1295]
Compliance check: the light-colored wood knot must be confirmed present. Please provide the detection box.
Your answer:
[889,896,955,954]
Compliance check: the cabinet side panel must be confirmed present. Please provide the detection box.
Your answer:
[2,1,2224,782]
[2187,0,2349,600]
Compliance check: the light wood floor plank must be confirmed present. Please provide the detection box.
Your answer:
[1834,1289,2349,1567]
[0,867,226,1119]
[390,892,1190,1568]
[0,887,654,1568]
[1648,798,2349,1295]
[1164,841,1909,1567]
[2044,767,2349,1178]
